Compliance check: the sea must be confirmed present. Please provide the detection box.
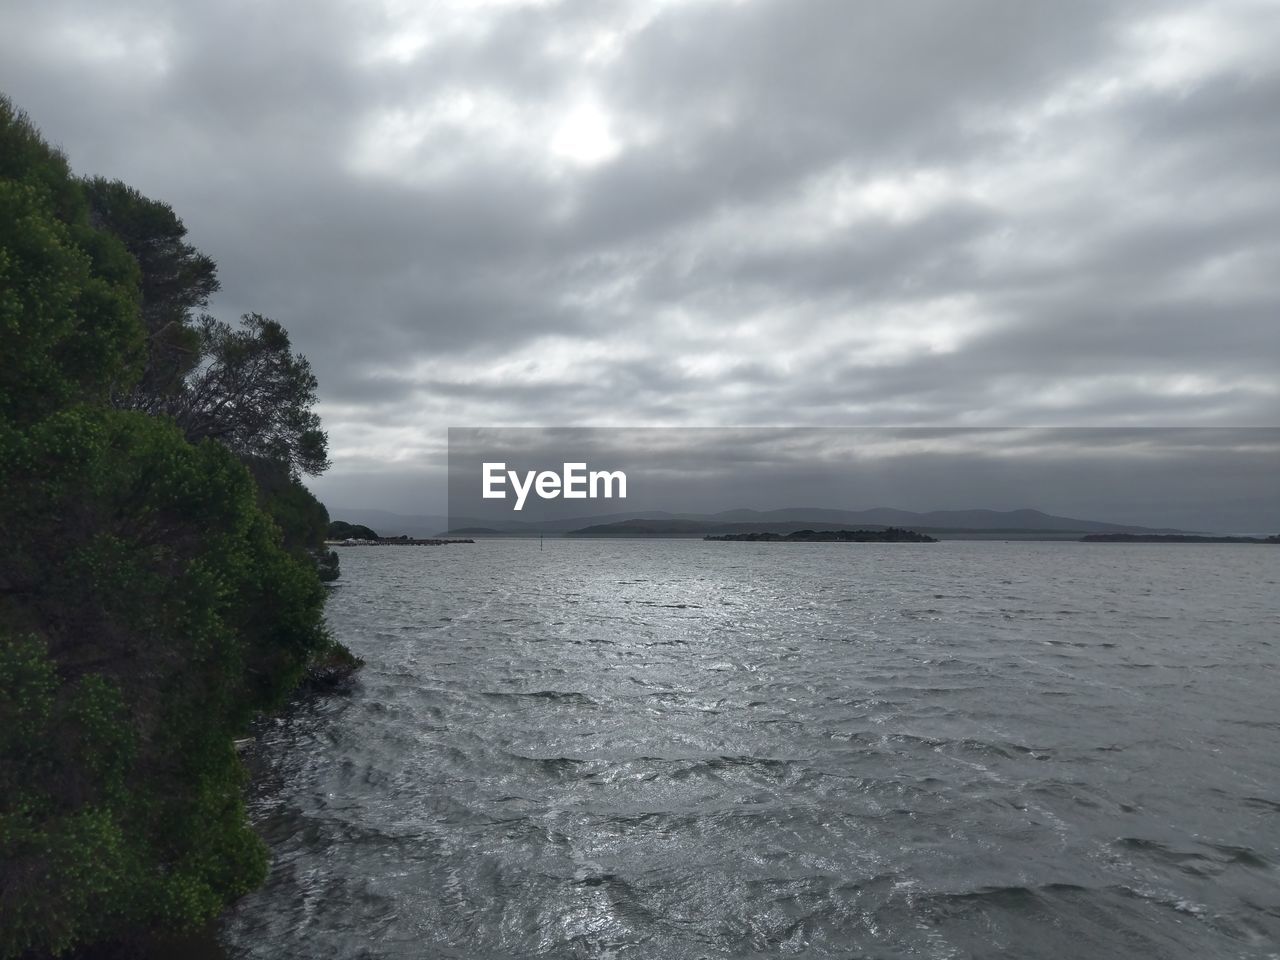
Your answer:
[217,540,1280,958]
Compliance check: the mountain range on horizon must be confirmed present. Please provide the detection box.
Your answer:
[328,506,1208,540]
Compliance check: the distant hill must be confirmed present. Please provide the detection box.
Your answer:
[332,507,678,538]
[332,505,1203,540]
[565,510,1199,540]
[699,507,1197,534]
[707,527,937,543]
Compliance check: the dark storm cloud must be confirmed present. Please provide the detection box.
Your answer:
[2,0,1277,515]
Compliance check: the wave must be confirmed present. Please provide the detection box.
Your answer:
[480,689,599,706]
[1113,837,1271,873]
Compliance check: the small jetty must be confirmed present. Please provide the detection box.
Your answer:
[327,537,474,546]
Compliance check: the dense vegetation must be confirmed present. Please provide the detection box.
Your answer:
[327,520,380,541]
[0,97,356,957]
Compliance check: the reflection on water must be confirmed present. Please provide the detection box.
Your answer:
[219,541,1280,958]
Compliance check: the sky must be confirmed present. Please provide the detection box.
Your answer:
[2,0,1278,520]
[444,428,1280,532]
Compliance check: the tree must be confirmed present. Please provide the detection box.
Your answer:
[1,409,330,956]
[0,102,142,425]
[75,181,327,482]
[0,97,83,224]
[172,313,330,477]
[83,178,218,410]
[79,176,338,584]
[249,457,341,581]
[0,96,346,957]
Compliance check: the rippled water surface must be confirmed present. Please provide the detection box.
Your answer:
[221,541,1280,958]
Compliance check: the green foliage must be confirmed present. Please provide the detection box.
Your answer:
[0,98,351,957]
[315,549,342,582]
[0,95,146,424]
[250,457,342,583]
[0,636,136,955]
[0,97,83,224]
[251,459,330,550]
[71,176,326,481]
[84,177,218,407]
[0,410,330,956]
[0,179,142,424]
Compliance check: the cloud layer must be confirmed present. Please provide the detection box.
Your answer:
[3,0,1278,513]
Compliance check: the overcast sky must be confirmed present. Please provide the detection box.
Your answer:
[2,0,1278,517]
[446,428,1280,532]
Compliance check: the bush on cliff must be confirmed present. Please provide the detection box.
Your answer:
[0,95,344,957]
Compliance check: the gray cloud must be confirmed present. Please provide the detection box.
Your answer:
[445,427,1280,532]
[2,0,1277,517]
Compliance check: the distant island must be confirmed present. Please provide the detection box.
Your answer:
[329,537,474,546]
[326,519,472,545]
[328,519,381,540]
[1081,533,1280,544]
[706,527,937,543]
[336,507,1217,540]
[553,508,1204,540]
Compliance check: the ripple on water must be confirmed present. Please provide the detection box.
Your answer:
[221,541,1280,959]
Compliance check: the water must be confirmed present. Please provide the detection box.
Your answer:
[220,541,1280,958]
